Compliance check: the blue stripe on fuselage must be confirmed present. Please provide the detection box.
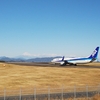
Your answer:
[55,58,92,63]
[67,58,92,61]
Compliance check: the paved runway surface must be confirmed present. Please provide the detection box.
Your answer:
[8,62,100,69]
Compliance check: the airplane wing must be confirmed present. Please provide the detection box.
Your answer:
[60,56,76,66]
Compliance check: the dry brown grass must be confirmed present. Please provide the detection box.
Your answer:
[93,95,100,100]
[0,62,100,90]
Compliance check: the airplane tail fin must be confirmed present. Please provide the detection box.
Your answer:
[88,47,99,60]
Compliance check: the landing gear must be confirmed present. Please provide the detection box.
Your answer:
[70,63,77,66]
[74,64,77,66]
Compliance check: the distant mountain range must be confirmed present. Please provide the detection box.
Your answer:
[0,56,61,62]
[0,56,99,62]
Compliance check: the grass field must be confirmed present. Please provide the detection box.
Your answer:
[0,62,100,89]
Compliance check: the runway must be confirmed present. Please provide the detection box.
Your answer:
[8,62,100,69]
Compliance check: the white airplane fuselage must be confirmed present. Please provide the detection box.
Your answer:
[51,57,92,65]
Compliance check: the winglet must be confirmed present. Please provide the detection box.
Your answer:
[61,56,64,61]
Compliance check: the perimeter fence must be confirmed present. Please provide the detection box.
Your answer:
[0,85,100,100]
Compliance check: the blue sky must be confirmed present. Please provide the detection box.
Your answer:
[0,0,100,58]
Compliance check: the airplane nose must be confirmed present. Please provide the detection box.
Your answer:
[51,60,54,62]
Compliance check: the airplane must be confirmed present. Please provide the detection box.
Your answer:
[51,47,99,66]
